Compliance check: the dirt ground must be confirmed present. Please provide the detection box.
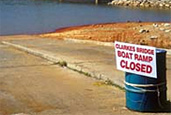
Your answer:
[40,22,171,49]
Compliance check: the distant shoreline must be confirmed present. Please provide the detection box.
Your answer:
[108,0,171,9]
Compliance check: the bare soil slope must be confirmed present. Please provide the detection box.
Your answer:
[40,22,171,49]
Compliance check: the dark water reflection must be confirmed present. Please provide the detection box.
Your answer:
[0,0,170,35]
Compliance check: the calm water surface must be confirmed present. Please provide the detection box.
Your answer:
[0,0,170,35]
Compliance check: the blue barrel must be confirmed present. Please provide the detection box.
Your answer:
[125,49,167,112]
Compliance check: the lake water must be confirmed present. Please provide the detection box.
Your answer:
[0,0,170,35]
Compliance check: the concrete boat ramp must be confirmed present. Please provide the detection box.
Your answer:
[0,36,170,115]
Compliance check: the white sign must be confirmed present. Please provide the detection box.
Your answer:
[115,41,157,78]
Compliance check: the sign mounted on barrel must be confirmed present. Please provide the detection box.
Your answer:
[114,41,157,78]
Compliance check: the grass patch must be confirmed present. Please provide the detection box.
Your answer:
[69,67,125,91]
[54,61,124,91]
[93,81,107,86]
[105,78,125,91]
[67,67,92,78]
[56,61,67,67]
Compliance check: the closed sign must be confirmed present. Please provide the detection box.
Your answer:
[115,41,157,78]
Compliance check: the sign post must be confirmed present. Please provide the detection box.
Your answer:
[114,41,157,78]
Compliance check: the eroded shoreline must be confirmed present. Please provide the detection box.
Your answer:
[0,22,170,49]
[39,22,171,49]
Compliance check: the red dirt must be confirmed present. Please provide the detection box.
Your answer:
[40,22,171,49]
